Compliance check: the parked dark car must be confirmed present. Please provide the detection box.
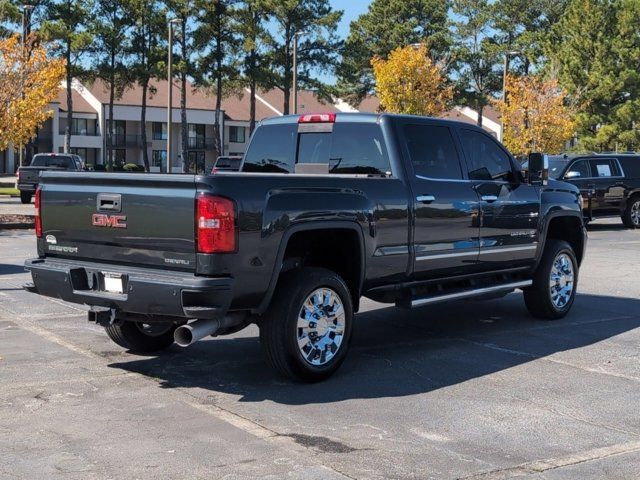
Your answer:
[212,155,242,173]
[16,153,84,203]
[24,113,586,382]
[549,154,640,228]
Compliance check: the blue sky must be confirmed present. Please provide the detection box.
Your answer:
[331,0,371,38]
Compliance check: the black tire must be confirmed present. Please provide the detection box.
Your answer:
[524,240,578,320]
[104,321,176,353]
[259,267,353,382]
[622,196,640,229]
[20,192,32,204]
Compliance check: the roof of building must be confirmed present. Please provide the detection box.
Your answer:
[57,88,97,114]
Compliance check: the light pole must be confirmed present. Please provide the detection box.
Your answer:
[292,31,302,115]
[19,4,34,168]
[166,18,182,174]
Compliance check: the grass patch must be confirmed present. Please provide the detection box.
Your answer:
[0,187,19,196]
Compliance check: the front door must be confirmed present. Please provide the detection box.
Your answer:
[399,121,481,280]
[457,128,540,271]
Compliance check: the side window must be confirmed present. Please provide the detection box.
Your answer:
[459,129,514,181]
[242,124,297,173]
[566,160,591,178]
[329,123,391,175]
[589,159,619,178]
[403,124,462,179]
[296,123,392,175]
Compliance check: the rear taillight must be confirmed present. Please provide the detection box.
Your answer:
[196,194,236,253]
[34,188,42,238]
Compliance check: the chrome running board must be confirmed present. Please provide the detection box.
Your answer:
[409,280,532,308]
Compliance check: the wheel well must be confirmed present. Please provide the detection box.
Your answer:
[281,228,362,311]
[546,216,585,264]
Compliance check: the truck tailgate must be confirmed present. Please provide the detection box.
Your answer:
[39,172,197,271]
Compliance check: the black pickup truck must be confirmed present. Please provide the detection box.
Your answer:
[24,113,587,382]
[16,153,85,203]
[541,154,640,228]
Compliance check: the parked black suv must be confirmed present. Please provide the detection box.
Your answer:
[547,154,640,228]
[25,113,587,382]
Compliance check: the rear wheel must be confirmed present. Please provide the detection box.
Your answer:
[20,192,32,204]
[622,197,640,229]
[105,321,176,353]
[259,267,353,382]
[524,240,578,320]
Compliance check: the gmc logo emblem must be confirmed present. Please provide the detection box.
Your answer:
[92,214,127,229]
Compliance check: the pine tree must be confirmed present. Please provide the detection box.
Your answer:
[41,0,94,153]
[127,0,167,172]
[452,0,501,126]
[261,0,342,115]
[337,0,450,106]
[193,0,240,159]
[91,0,132,169]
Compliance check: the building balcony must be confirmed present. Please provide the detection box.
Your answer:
[107,134,143,148]
[187,137,216,150]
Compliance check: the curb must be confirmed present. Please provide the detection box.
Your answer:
[0,215,35,230]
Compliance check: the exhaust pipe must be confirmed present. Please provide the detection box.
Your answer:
[174,313,247,347]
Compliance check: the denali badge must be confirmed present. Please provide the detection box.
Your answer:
[92,214,127,229]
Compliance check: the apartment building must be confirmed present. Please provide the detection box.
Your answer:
[0,80,502,174]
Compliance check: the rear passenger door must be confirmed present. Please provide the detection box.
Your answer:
[457,128,540,271]
[399,120,481,280]
[587,158,625,214]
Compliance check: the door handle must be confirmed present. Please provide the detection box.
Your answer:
[417,195,436,204]
[481,195,498,203]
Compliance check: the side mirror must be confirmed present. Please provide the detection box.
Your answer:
[528,152,548,186]
[565,171,581,179]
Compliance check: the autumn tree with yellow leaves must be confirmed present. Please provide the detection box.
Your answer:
[495,75,576,155]
[371,44,453,117]
[0,35,65,154]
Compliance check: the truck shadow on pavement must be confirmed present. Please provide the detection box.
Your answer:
[109,293,640,405]
[0,263,27,275]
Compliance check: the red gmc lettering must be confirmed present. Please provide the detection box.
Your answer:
[92,214,127,229]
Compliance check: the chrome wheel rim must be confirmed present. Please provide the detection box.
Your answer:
[297,288,346,366]
[631,201,640,226]
[549,253,574,309]
[135,322,173,337]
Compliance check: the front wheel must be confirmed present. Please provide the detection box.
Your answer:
[259,267,353,382]
[20,192,32,204]
[524,240,578,320]
[105,321,177,353]
[622,197,640,229]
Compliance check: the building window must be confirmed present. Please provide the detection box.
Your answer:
[187,151,206,174]
[188,124,205,149]
[70,148,88,162]
[229,126,246,143]
[152,150,167,171]
[153,122,167,140]
[71,118,88,135]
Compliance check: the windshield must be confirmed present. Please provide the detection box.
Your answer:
[31,155,73,168]
[522,158,569,179]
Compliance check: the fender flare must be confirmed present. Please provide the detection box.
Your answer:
[254,220,367,315]
[536,210,585,270]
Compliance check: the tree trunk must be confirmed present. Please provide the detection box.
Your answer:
[249,77,256,135]
[141,79,149,172]
[180,21,188,173]
[108,49,115,170]
[64,41,72,154]
[213,34,223,158]
[477,104,484,128]
[283,25,291,115]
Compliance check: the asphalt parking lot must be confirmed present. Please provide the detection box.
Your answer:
[1,220,640,479]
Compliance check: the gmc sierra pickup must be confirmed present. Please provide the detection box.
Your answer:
[16,153,85,204]
[24,113,587,382]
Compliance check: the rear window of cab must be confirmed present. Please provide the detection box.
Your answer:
[242,122,391,176]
